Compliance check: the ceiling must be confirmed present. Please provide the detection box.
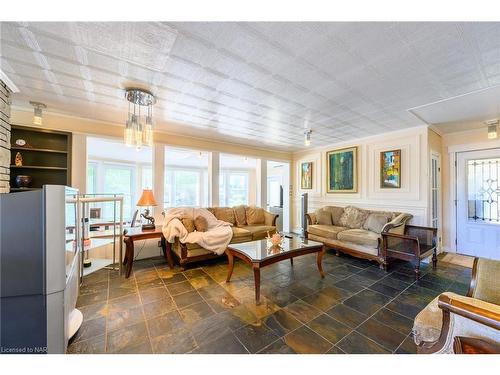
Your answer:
[1,22,500,151]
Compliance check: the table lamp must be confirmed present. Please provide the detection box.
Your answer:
[136,189,157,230]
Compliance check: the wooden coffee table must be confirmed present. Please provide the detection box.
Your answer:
[225,235,325,304]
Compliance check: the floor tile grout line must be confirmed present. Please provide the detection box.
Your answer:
[137,266,155,354]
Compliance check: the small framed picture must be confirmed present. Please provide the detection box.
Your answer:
[380,149,401,188]
[301,162,313,189]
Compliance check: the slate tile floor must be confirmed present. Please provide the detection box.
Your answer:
[68,252,471,354]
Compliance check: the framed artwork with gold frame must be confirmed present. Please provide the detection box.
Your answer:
[326,146,358,193]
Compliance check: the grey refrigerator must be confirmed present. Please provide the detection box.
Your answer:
[0,185,81,354]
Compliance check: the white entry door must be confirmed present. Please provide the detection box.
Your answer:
[456,149,500,259]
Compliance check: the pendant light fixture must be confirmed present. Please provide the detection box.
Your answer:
[124,88,156,150]
[304,129,312,146]
[486,119,498,140]
[30,101,46,126]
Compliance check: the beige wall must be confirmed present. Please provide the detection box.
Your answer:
[291,126,431,231]
[441,127,500,252]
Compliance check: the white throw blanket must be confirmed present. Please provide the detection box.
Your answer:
[162,207,233,256]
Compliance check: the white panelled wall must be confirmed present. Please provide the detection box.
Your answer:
[291,126,433,234]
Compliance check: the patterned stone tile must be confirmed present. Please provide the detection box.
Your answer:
[107,293,141,313]
[263,309,302,336]
[172,290,204,309]
[106,321,149,353]
[326,303,368,329]
[160,272,188,285]
[166,280,195,296]
[116,338,152,354]
[67,334,105,354]
[179,300,215,324]
[356,318,407,352]
[72,317,106,343]
[139,286,170,304]
[372,308,414,335]
[337,331,390,354]
[369,282,403,298]
[327,345,346,354]
[206,294,240,312]
[146,310,184,338]
[258,339,296,354]
[143,297,177,320]
[307,314,351,344]
[284,299,322,324]
[106,305,145,333]
[76,290,108,308]
[151,327,197,354]
[193,332,248,354]
[343,289,392,315]
[284,326,332,354]
[234,323,279,353]
[78,301,108,322]
[395,335,417,354]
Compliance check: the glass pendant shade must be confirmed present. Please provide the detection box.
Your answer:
[124,89,156,150]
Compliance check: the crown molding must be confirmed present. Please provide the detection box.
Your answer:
[0,69,19,93]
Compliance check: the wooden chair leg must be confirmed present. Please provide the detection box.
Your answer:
[432,250,438,269]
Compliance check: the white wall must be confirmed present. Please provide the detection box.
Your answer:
[291,126,431,232]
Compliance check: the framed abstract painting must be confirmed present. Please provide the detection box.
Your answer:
[380,149,401,188]
[326,146,358,193]
[300,162,313,189]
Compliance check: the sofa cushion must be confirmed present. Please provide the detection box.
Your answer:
[339,206,370,229]
[246,206,266,225]
[323,206,345,226]
[233,205,247,226]
[194,216,208,232]
[363,213,392,234]
[337,229,380,248]
[212,207,236,225]
[231,227,253,243]
[181,217,195,233]
[308,225,347,240]
[314,208,333,225]
[243,225,276,240]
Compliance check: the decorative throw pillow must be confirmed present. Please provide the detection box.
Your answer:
[213,207,235,225]
[233,205,247,226]
[323,206,344,226]
[339,206,369,229]
[363,213,391,234]
[246,206,265,225]
[315,208,333,225]
[194,216,208,232]
[181,217,195,233]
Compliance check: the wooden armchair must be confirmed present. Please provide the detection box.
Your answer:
[414,257,500,354]
[381,224,437,279]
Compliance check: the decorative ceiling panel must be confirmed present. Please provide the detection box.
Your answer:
[2,21,500,150]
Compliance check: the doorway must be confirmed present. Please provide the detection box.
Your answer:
[456,148,500,259]
[267,161,290,232]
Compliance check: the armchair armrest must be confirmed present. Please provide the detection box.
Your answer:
[438,293,500,331]
[264,211,279,226]
[305,213,316,225]
[381,231,421,257]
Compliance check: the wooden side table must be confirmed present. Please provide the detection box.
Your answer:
[123,226,173,278]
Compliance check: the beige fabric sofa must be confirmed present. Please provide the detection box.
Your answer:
[306,205,412,267]
[413,258,500,353]
[169,205,278,269]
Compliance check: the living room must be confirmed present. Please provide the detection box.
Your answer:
[1,0,499,372]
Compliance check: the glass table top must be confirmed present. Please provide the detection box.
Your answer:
[228,235,323,262]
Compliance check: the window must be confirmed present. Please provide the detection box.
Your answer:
[164,147,209,208]
[467,158,500,223]
[86,137,152,221]
[219,154,256,207]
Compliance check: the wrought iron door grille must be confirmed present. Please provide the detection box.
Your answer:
[467,158,500,223]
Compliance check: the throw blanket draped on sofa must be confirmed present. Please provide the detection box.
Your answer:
[162,207,233,255]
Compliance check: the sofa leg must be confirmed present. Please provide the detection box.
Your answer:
[432,251,438,269]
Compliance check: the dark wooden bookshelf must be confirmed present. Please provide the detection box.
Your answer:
[9,125,72,192]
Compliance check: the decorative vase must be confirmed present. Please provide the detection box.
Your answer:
[271,233,283,246]
[15,152,23,166]
[15,175,32,188]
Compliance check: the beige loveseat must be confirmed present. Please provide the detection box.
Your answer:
[168,205,278,269]
[306,205,412,268]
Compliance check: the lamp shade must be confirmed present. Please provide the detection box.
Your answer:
[136,189,157,206]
